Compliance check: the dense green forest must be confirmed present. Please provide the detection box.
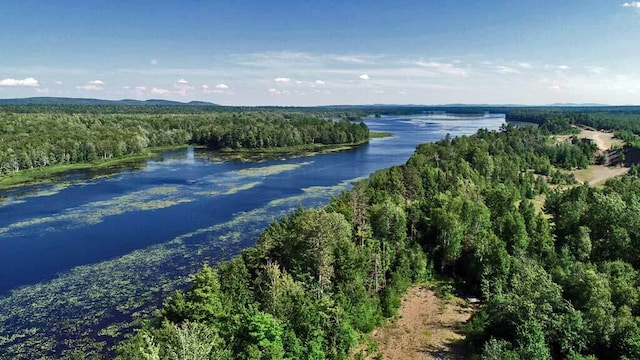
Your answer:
[0,108,368,176]
[116,119,640,359]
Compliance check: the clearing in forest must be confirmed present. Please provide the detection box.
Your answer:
[575,128,623,152]
[554,128,628,187]
[366,285,474,360]
[554,127,623,152]
[573,166,629,187]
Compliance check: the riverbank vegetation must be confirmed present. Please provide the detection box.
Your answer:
[116,110,640,359]
[0,107,369,181]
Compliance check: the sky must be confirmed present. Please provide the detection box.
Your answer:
[1,0,639,106]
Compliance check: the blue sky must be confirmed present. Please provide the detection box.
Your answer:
[1,0,639,105]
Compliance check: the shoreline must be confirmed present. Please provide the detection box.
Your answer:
[0,133,393,190]
[0,145,189,191]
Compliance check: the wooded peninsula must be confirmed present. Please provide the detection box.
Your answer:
[0,106,369,188]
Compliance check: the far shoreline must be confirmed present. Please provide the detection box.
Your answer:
[0,132,394,190]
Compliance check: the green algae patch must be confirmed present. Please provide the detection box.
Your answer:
[370,131,394,139]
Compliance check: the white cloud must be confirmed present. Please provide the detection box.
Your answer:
[0,77,40,87]
[202,83,232,94]
[150,59,158,65]
[151,87,170,95]
[173,79,194,96]
[76,80,105,91]
[275,77,291,82]
[268,88,281,95]
[34,87,50,94]
[550,85,561,92]
[131,86,147,97]
[587,66,606,75]
[518,62,532,68]
[359,74,370,80]
[493,66,520,74]
[623,2,640,8]
[331,55,372,64]
[54,81,63,85]
[414,61,467,76]
[557,65,570,70]
[76,85,102,91]
[315,80,325,85]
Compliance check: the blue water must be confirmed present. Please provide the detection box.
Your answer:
[0,114,504,358]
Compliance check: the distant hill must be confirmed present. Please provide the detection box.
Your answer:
[547,103,609,107]
[0,97,218,106]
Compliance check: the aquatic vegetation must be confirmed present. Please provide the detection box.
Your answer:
[0,183,71,207]
[222,181,261,195]
[0,167,364,358]
[0,186,193,237]
[267,176,366,208]
[236,161,313,177]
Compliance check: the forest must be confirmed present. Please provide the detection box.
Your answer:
[0,107,369,176]
[505,108,640,148]
[115,109,640,359]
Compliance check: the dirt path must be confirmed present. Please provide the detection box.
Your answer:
[366,285,474,360]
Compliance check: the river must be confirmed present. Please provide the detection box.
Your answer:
[0,114,504,358]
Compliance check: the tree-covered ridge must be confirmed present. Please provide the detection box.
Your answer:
[117,124,636,359]
[0,110,368,175]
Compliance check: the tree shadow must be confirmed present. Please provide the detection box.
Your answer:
[420,337,468,359]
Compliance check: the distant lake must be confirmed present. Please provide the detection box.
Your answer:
[0,114,505,358]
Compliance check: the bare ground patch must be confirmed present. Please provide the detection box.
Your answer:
[576,128,623,152]
[573,165,629,187]
[364,285,474,360]
[554,128,623,152]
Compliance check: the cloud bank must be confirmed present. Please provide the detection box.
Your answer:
[0,77,40,87]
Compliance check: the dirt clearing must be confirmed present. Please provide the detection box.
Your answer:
[366,285,474,360]
[577,128,623,152]
[555,128,623,152]
[573,165,629,187]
